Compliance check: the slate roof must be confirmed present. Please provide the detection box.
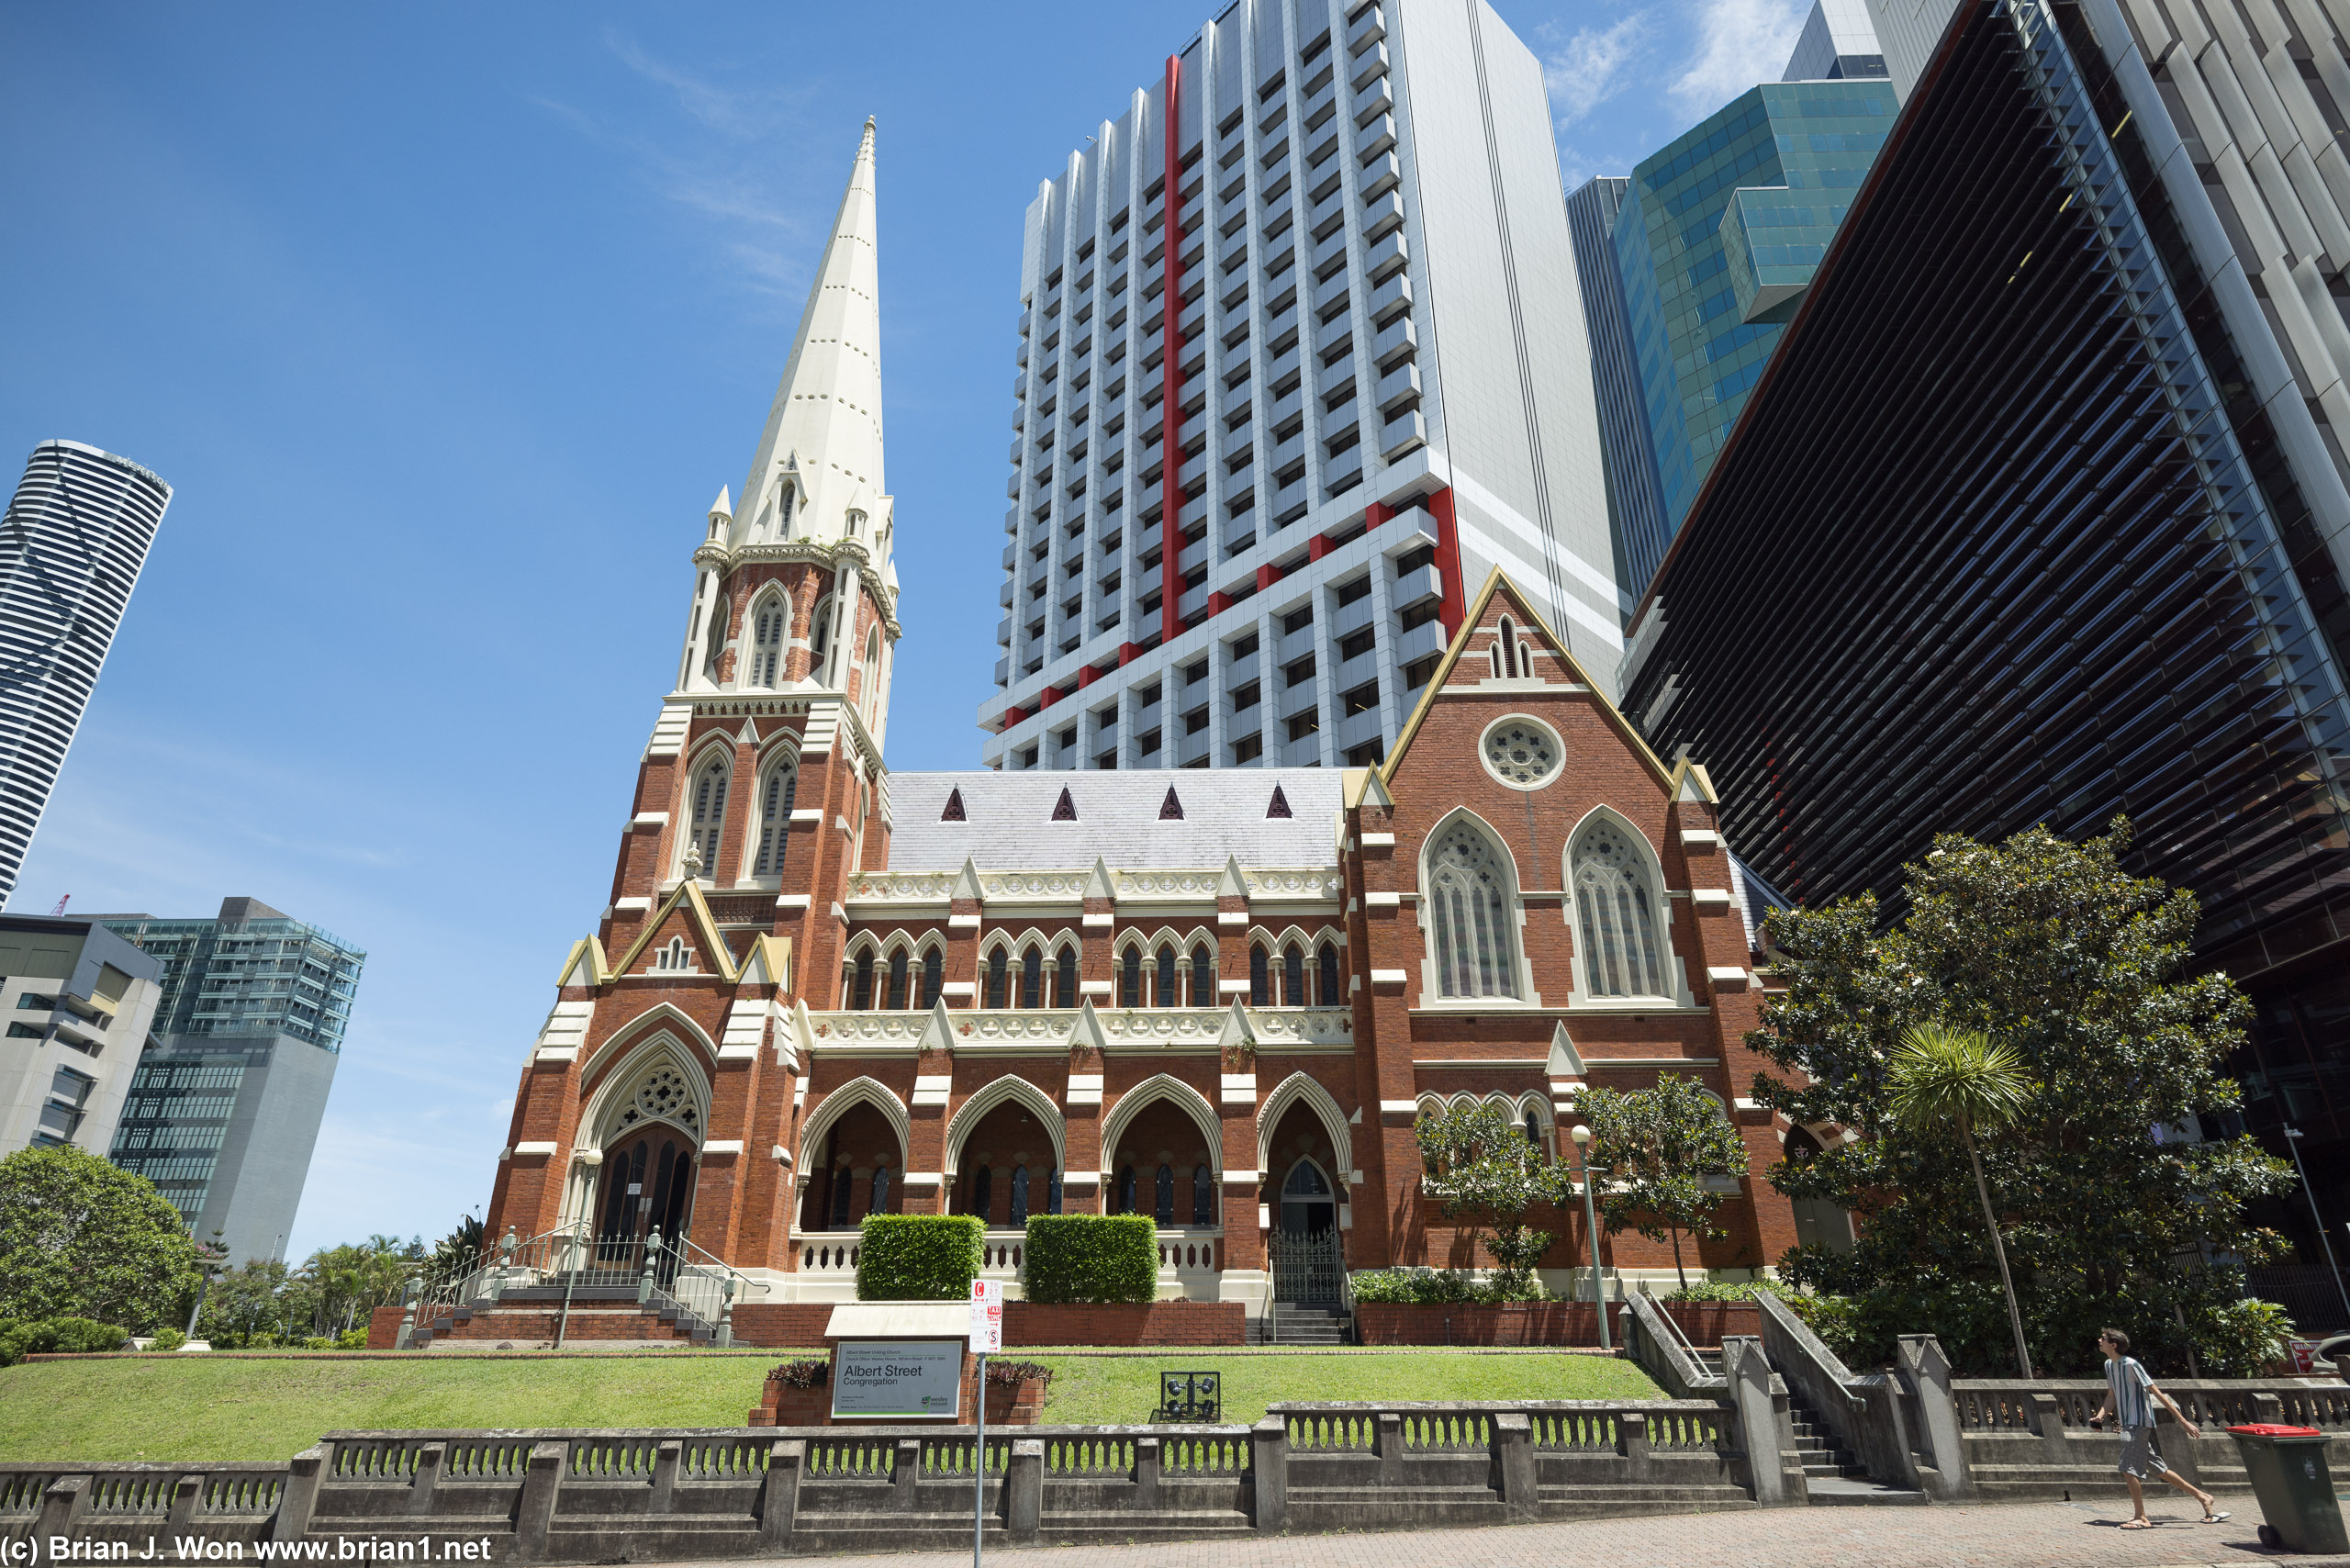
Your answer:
[888,770,1342,872]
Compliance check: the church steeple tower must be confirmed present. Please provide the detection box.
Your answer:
[674,118,899,741]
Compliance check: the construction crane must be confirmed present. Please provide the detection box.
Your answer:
[49,894,69,915]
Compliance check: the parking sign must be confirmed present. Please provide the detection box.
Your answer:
[969,1278,1003,1353]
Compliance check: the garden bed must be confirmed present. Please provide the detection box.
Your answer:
[1357,1301,1758,1347]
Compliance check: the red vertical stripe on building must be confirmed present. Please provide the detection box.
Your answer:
[1158,53,1186,650]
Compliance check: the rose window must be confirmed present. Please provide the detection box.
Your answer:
[1483,720,1560,788]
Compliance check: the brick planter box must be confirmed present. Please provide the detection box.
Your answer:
[729,1303,836,1348]
[1004,1301,1244,1346]
[1356,1301,1759,1347]
[747,1361,1048,1427]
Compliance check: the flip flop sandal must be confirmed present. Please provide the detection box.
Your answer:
[2119,1519,2153,1529]
[2201,1511,2231,1524]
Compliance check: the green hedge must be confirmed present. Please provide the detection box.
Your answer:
[0,1316,129,1366]
[856,1215,983,1301]
[1021,1215,1158,1305]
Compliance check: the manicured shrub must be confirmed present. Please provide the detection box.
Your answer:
[1021,1215,1158,1305]
[772,1358,828,1388]
[0,1316,129,1364]
[856,1215,983,1301]
[148,1327,186,1352]
[985,1360,1052,1389]
[335,1328,368,1350]
[1348,1268,1541,1305]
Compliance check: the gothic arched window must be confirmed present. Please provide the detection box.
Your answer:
[749,597,786,687]
[1191,944,1214,1005]
[1010,1166,1031,1227]
[869,1164,891,1215]
[685,756,729,879]
[1572,818,1669,997]
[1154,1163,1175,1224]
[886,949,909,1009]
[751,762,796,878]
[1249,945,1270,1006]
[810,596,834,681]
[1117,1164,1137,1215]
[1283,944,1304,1006]
[1192,1164,1214,1226]
[1317,942,1340,1005]
[1156,946,1178,1007]
[1121,947,1142,1007]
[970,1164,993,1222]
[1021,948,1043,1009]
[986,949,1010,1009]
[919,948,943,1009]
[1054,944,1078,1006]
[851,949,876,1010]
[1427,817,1520,1000]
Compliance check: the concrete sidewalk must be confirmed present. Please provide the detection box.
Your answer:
[667,1490,2349,1568]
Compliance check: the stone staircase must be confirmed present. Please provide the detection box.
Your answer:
[405,1283,717,1349]
[1255,1304,1352,1345]
[1786,1387,1926,1506]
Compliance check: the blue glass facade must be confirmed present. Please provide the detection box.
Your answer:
[1615,82,1897,538]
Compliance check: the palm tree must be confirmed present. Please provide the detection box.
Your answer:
[1888,1020,2037,1379]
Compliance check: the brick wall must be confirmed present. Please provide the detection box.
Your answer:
[1355,1301,1759,1347]
[1003,1301,1244,1346]
[730,1304,837,1348]
[367,1305,404,1350]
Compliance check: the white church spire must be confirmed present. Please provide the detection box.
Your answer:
[732,118,885,552]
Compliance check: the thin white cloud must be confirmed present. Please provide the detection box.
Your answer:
[1543,13,1651,126]
[1671,0,1809,116]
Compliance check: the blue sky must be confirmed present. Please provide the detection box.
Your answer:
[0,0,1812,1261]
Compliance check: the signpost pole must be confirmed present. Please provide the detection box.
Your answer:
[968,1277,1004,1568]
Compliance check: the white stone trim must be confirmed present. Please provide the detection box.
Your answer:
[1360,833,1396,848]
[702,1139,746,1156]
[513,1141,558,1157]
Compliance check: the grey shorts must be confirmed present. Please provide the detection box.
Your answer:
[2118,1425,2169,1478]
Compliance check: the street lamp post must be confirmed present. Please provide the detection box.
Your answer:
[1570,1126,1611,1352]
[2282,1127,2350,1325]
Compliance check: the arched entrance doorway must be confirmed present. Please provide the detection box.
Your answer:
[595,1126,696,1250]
[1272,1158,1341,1305]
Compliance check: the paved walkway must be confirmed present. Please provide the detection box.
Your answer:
[675,1492,2348,1568]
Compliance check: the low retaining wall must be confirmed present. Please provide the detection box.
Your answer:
[367,1305,402,1350]
[729,1305,836,1348]
[1005,1301,1244,1346]
[1358,1302,1757,1347]
[1952,1378,2350,1502]
[0,1403,1745,1562]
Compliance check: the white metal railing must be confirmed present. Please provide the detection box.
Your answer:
[789,1226,1225,1298]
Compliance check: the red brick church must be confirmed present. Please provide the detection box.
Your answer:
[483,123,1806,1325]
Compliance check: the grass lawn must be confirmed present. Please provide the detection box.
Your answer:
[0,1351,1661,1463]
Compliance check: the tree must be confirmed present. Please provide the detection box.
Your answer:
[430,1213,485,1278]
[1414,1100,1574,1298]
[198,1259,291,1348]
[0,1146,201,1329]
[1751,818,2295,1374]
[296,1237,416,1337]
[1888,1022,2035,1377]
[1575,1075,1750,1291]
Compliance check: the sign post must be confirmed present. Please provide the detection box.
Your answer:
[969,1278,1003,1568]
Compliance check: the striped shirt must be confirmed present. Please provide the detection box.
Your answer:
[2107,1355,2158,1428]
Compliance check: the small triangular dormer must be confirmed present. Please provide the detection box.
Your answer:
[942,787,968,822]
[1267,785,1292,819]
[1159,786,1185,821]
[1051,786,1078,822]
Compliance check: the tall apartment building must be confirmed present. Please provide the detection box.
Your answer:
[977,0,1619,773]
[0,442,171,905]
[1786,0,1895,79]
[0,914,163,1158]
[98,898,365,1262]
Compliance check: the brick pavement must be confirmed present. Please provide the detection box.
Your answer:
[654,1491,2350,1568]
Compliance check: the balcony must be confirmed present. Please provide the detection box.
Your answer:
[1371,314,1416,371]
[1392,563,1442,609]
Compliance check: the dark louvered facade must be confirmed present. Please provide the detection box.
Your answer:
[1621,0,2350,1235]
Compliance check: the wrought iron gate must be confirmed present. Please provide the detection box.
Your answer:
[1272,1226,1343,1305]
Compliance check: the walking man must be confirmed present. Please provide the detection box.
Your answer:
[2090,1327,2229,1529]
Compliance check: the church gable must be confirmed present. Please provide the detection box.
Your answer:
[610,881,738,982]
[1382,570,1674,799]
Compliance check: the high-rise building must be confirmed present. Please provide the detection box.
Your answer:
[98,898,365,1262]
[1621,0,2350,1268]
[1564,177,1670,616]
[1785,0,1894,80]
[976,0,1620,775]
[1612,81,1898,541]
[0,914,163,1158]
[0,442,171,906]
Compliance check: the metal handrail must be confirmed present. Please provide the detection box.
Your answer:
[654,1228,771,1348]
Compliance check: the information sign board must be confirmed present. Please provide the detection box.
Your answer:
[831,1338,964,1418]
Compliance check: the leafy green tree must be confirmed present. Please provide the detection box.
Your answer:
[0,1146,201,1329]
[296,1237,416,1336]
[1751,818,2295,1374]
[1888,1022,2036,1377]
[197,1259,291,1348]
[1414,1100,1573,1298]
[1575,1074,1750,1291]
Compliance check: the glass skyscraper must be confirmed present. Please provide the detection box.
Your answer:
[99,897,364,1262]
[1613,82,1897,539]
